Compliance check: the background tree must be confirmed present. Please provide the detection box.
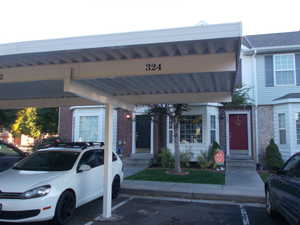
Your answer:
[36,108,59,135]
[223,86,252,107]
[0,109,17,130]
[148,104,189,173]
[11,108,41,138]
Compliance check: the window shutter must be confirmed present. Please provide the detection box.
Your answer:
[265,55,274,87]
[296,54,300,86]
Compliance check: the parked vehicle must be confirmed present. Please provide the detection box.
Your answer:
[0,140,27,172]
[265,152,300,225]
[0,142,123,225]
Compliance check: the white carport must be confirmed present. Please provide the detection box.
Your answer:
[0,22,241,219]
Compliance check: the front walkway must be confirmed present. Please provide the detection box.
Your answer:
[122,166,265,203]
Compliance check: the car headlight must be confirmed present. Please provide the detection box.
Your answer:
[21,185,51,199]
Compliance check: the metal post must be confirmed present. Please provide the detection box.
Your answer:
[150,117,154,155]
[103,104,113,218]
[132,113,136,154]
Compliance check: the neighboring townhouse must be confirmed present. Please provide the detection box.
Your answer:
[242,31,300,161]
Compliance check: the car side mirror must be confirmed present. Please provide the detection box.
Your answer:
[78,164,91,173]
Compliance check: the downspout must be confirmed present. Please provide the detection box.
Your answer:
[252,49,259,163]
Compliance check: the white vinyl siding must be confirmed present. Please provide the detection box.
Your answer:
[274,54,296,86]
[255,55,300,105]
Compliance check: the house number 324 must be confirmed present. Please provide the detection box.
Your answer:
[145,64,162,72]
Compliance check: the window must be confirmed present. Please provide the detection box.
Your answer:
[168,117,173,143]
[180,115,202,143]
[210,115,216,144]
[78,116,99,142]
[278,113,286,144]
[296,113,300,145]
[274,54,295,85]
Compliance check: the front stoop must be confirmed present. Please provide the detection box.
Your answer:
[226,150,256,170]
[124,153,153,167]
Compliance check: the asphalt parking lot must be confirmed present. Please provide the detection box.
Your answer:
[0,195,288,225]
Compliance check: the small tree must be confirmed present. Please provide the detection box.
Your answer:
[11,108,41,139]
[223,86,252,107]
[148,104,189,173]
[264,139,284,170]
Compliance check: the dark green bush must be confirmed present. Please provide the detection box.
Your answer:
[264,139,284,170]
[159,148,175,168]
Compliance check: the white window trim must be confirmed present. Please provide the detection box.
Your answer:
[278,113,287,145]
[225,110,252,157]
[179,115,203,144]
[273,53,296,86]
[295,112,300,145]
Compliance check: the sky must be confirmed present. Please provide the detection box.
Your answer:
[1,0,300,44]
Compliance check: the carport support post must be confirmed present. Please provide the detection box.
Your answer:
[103,103,113,218]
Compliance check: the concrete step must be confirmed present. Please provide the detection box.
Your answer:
[229,155,252,160]
[124,153,153,167]
[230,150,249,155]
[227,159,256,169]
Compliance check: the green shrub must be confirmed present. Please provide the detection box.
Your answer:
[180,151,193,168]
[197,151,213,169]
[159,148,175,168]
[264,139,284,170]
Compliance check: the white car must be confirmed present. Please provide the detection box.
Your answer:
[0,143,123,225]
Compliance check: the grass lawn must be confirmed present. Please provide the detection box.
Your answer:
[259,171,270,183]
[126,168,225,185]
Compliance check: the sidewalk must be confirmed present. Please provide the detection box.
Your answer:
[122,167,265,203]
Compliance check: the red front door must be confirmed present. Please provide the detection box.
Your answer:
[229,114,248,150]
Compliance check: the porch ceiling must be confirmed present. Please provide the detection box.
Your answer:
[0,22,242,110]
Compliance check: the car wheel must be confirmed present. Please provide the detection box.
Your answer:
[53,191,76,225]
[112,176,121,199]
[266,189,276,217]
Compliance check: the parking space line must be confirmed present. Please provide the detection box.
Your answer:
[84,197,134,225]
[111,196,135,211]
[240,205,250,225]
[120,194,264,208]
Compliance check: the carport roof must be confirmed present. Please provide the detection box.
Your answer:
[0,22,242,110]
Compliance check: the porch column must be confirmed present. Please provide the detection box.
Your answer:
[132,113,136,154]
[103,104,113,218]
[150,117,154,154]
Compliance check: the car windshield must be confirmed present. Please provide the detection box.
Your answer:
[13,151,80,171]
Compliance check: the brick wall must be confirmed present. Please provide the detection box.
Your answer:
[117,109,132,157]
[257,105,274,161]
[58,107,73,142]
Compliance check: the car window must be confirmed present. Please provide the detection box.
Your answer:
[282,155,300,177]
[14,151,79,171]
[0,143,19,156]
[78,150,97,169]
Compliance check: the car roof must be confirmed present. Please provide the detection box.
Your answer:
[37,146,104,153]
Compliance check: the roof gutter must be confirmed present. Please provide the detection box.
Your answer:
[243,45,300,55]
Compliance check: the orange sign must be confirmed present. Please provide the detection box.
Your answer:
[214,150,225,165]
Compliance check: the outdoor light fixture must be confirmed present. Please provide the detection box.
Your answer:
[125,114,131,120]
